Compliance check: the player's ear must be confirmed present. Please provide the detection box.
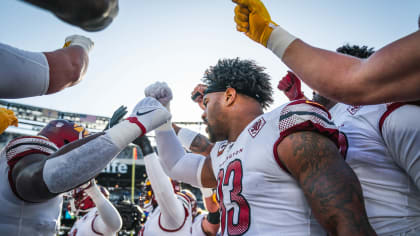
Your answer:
[224,87,237,106]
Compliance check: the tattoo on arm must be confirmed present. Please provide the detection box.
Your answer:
[277,131,375,236]
[190,134,213,157]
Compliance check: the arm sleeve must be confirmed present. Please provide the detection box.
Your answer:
[43,120,141,193]
[0,43,49,98]
[155,129,206,187]
[382,104,420,190]
[143,152,186,230]
[85,185,122,233]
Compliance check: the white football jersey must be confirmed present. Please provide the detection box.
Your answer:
[68,207,116,236]
[211,100,339,236]
[191,213,206,236]
[139,194,193,236]
[329,103,420,235]
[0,136,62,236]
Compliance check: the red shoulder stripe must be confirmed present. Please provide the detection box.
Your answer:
[379,102,406,135]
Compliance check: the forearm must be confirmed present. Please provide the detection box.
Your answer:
[43,120,141,193]
[144,153,185,229]
[44,46,88,94]
[280,31,420,104]
[202,217,220,236]
[155,129,206,187]
[176,127,213,157]
[86,185,122,233]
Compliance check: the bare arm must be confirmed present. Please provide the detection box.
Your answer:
[201,189,220,236]
[232,0,420,104]
[277,131,376,235]
[282,31,420,105]
[172,123,214,157]
[44,46,89,94]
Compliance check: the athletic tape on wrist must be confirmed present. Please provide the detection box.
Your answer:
[177,128,199,151]
[201,188,213,198]
[267,25,297,59]
[106,120,142,149]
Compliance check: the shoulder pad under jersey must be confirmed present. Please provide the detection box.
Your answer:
[4,136,58,166]
[277,100,338,145]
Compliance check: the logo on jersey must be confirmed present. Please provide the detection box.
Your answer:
[248,117,266,138]
[347,105,362,115]
[217,141,229,156]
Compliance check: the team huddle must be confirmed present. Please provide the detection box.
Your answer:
[0,0,419,235]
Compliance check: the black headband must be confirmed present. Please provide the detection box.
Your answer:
[203,84,229,95]
[203,84,261,101]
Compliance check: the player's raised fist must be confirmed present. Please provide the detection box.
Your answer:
[144,82,173,111]
[232,0,277,47]
[191,84,207,110]
[278,71,305,101]
[126,97,171,134]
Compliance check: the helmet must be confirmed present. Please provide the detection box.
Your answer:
[179,189,197,217]
[68,184,109,216]
[38,119,89,148]
[139,179,156,212]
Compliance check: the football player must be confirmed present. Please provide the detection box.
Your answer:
[232,0,420,105]
[135,135,193,236]
[67,180,122,236]
[141,58,376,235]
[144,82,221,236]
[0,97,170,236]
[277,45,420,235]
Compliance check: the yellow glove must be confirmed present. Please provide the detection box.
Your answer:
[0,108,18,134]
[233,0,278,47]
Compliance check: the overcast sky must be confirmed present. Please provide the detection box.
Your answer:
[2,0,419,124]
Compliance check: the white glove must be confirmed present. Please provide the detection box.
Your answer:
[63,35,94,54]
[127,97,172,134]
[144,82,173,111]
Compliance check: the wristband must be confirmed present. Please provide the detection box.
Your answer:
[267,25,297,59]
[177,128,199,150]
[106,120,142,149]
[206,211,220,224]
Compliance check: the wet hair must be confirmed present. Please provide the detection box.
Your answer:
[336,44,375,59]
[202,58,273,109]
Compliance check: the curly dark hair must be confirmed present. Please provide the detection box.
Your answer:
[336,44,375,59]
[202,58,273,109]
